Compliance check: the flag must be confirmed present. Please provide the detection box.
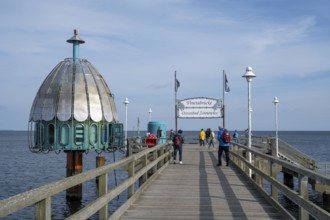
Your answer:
[175,79,180,92]
[175,70,180,92]
[224,73,230,93]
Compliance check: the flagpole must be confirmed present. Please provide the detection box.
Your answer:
[137,117,140,136]
[223,70,226,128]
[175,71,178,133]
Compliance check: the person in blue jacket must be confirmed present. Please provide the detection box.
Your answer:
[217,126,230,166]
[233,130,239,143]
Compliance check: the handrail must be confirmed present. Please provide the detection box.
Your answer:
[235,136,318,170]
[0,143,172,219]
[230,141,330,220]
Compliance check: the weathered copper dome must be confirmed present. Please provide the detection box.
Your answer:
[29,58,118,123]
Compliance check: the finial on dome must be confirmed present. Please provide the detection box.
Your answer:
[67,29,85,60]
[67,29,85,44]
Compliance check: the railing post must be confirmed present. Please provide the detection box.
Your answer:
[239,148,244,170]
[245,148,250,176]
[139,154,148,186]
[35,197,51,220]
[96,155,105,184]
[252,153,258,181]
[128,160,135,198]
[231,144,238,164]
[270,137,276,157]
[159,146,164,168]
[270,161,278,201]
[270,137,279,201]
[98,172,108,219]
[166,143,172,162]
[97,155,108,220]
[152,149,157,174]
[127,139,132,157]
[299,175,309,220]
[254,157,263,188]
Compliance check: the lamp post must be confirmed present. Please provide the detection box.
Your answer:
[242,66,256,177]
[123,97,129,147]
[148,108,152,122]
[273,97,279,157]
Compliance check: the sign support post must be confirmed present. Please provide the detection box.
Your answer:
[174,71,179,133]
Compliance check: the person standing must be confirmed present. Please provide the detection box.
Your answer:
[233,130,239,143]
[157,127,162,139]
[209,129,215,148]
[169,129,174,140]
[217,126,230,166]
[172,129,184,164]
[205,128,211,145]
[157,126,163,144]
[244,128,251,145]
[199,129,205,146]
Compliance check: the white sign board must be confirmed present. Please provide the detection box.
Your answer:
[177,97,222,118]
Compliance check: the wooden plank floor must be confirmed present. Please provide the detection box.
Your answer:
[119,144,285,220]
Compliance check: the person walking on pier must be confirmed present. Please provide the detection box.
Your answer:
[199,129,205,146]
[217,126,230,166]
[172,129,184,164]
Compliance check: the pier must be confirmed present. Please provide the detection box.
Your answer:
[115,145,285,219]
[1,139,330,219]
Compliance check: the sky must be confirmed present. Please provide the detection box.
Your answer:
[0,0,329,131]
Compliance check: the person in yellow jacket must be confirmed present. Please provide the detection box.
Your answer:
[199,128,206,146]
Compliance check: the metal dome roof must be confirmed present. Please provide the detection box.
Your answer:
[29,58,118,123]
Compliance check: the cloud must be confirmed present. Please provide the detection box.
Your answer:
[249,16,316,51]
[0,0,330,130]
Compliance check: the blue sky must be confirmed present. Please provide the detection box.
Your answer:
[0,0,329,131]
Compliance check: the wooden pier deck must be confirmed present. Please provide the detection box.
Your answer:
[119,144,285,220]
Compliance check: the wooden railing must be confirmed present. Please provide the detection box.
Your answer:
[0,143,172,220]
[230,140,330,220]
